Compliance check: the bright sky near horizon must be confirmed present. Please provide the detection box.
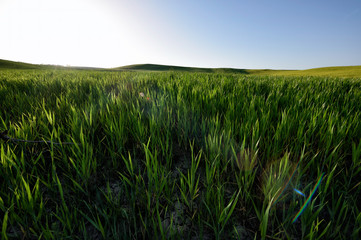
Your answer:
[1,0,361,69]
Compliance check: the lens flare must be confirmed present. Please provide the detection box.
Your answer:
[293,188,305,197]
[292,172,325,223]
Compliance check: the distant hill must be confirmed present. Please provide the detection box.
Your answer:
[0,59,104,71]
[117,63,361,77]
[115,63,254,74]
[0,59,44,69]
[1,59,360,77]
[263,65,361,78]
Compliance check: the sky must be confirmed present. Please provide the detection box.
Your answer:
[1,0,361,69]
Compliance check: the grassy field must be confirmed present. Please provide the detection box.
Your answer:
[0,59,105,71]
[2,59,361,77]
[117,64,361,78]
[0,69,361,239]
[259,66,361,78]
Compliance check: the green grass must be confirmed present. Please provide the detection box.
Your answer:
[0,69,361,239]
[0,59,43,69]
[116,64,361,78]
[0,59,104,71]
[116,63,251,74]
[2,59,361,77]
[259,65,361,78]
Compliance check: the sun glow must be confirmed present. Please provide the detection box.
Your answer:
[0,0,145,67]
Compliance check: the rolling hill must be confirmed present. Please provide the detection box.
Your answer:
[115,63,252,74]
[0,59,104,71]
[263,65,361,78]
[0,59,44,69]
[1,59,360,77]
[116,64,361,77]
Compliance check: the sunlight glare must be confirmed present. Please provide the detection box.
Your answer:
[0,0,142,67]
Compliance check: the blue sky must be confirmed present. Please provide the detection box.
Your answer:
[1,0,360,69]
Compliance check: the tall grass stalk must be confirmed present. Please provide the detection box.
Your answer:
[0,69,360,239]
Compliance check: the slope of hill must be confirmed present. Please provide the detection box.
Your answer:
[116,64,361,77]
[2,59,360,77]
[0,59,44,69]
[264,65,361,78]
[116,63,254,74]
[0,59,104,71]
